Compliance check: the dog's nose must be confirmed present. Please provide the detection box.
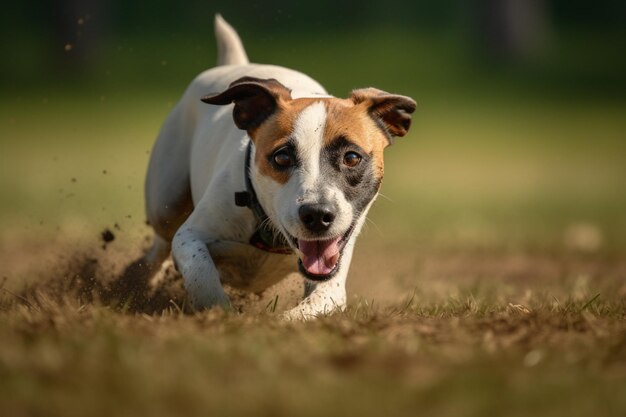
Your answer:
[299,204,336,233]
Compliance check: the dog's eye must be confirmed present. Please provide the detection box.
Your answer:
[343,151,362,168]
[273,149,294,168]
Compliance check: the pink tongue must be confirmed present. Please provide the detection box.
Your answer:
[298,237,342,276]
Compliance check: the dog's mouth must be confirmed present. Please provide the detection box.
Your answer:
[287,224,355,282]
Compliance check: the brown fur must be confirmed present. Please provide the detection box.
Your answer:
[250,97,390,182]
[204,77,414,187]
[323,99,387,177]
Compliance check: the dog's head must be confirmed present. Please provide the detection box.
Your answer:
[202,77,416,281]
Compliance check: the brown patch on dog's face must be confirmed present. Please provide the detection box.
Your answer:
[249,98,323,184]
[203,79,415,187]
[322,99,389,178]
[250,97,391,184]
[249,111,292,185]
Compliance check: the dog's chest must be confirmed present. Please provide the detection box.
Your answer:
[207,240,297,292]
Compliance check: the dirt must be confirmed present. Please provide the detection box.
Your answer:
[2,226,304,316]
[100,228,115,245]
[1,226,625,417]
[2,222,625,319]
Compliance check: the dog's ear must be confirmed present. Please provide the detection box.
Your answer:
[351,88,416,141]
[201,77,291,131]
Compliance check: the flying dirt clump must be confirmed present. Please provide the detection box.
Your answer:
[101,229,115,242]
[100,228,115,249]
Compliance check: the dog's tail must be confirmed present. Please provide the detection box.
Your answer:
[214,14,249,66]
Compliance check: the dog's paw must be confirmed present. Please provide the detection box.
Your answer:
[282,300,344,321]
[281,307,315,321]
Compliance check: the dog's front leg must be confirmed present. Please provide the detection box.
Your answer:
[283,243,356,320]
[284,275,347,320]
[172,225,230,310]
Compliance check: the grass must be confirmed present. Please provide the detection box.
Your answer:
[1,285,625,417]
[1,32,626,415]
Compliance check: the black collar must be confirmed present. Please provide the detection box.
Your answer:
[234,142,293,254]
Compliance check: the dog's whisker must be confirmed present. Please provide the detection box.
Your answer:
[365,217,383,236]
[259,217,288,248]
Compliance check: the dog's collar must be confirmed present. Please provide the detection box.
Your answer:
[235,142,293,254]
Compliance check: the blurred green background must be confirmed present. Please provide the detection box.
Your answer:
[2,5,625,415]
[1,0,625,253]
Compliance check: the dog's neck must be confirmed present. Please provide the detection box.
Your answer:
[234,142,293,254]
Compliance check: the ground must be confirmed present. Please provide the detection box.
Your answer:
[0,88,625,416]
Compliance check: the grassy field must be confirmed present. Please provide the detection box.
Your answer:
[1,32,626,415]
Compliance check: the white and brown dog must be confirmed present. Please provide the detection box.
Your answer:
[136,15,416,319]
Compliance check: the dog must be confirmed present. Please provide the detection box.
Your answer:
[135,15,416,319]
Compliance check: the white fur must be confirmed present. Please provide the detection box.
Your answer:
[256,102,354,242]
[293,102,325,185]
[145,16,373,319]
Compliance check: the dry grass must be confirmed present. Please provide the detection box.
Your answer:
[0,235,625,417]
